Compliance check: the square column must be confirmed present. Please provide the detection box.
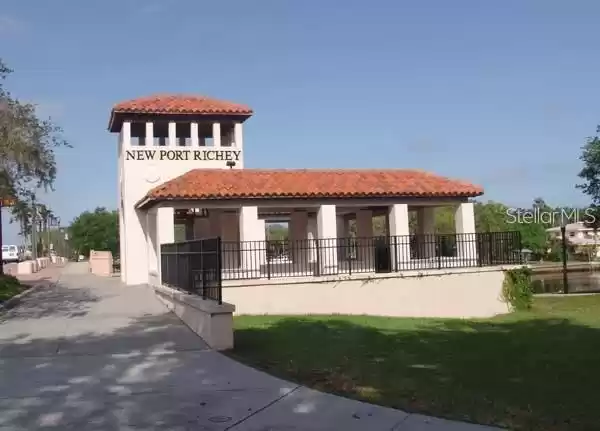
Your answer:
[289,211,309,271]
[212,122,221,147]
[416,207,436,259]
[356,209,373,263]
[336,215,347,260]
[239,206,263,277]
[455,202,477,261]
[168,122,176,146]
[123,208,149,285]
[157,208,175,244]
[388,204,411,270]
[317,205,338,275]
[234,123,243,149]
[119,122,130,282]
[154,208,174,281]
[190,122,199,146]
[146,211,158,275]
[119,207,127,281]
[145,122,154,146]
[307,216,318,264]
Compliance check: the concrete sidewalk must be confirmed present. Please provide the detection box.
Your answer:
[0,262,502,430]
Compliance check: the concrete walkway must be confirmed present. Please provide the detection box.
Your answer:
[0,263,502,431]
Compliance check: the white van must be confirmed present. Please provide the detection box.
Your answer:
[2,245,20,264]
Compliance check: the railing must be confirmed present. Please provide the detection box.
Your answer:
[160,237,222,303]
[221,231,522,280]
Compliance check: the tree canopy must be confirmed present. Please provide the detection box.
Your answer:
[68,207,118,257]
[577,126,600,231]
[0,58,70,202]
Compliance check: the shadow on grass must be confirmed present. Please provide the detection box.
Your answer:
[230,315,600,431]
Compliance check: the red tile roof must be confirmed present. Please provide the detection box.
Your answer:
[109,94,253,131]
[113,94,253,115]
[138,169,483,207]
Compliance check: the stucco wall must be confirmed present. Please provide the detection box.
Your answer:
[223,267,513,318]
[120,137,244,285]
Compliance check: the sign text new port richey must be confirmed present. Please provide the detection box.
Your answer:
[125,149,241,162]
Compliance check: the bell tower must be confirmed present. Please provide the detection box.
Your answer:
[108,94,253,285]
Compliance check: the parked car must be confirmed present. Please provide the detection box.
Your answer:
[2,245,20,264]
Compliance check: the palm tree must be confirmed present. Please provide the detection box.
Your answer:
[10,199,32,248]
[36,204,54,256]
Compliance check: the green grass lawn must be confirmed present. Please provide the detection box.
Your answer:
[229,296,600,431]
[0,274,26,303]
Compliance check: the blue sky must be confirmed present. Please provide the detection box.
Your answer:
[1,0,599,243]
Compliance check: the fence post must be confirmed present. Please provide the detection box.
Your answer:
[266,241,271,280]
[190,241,196,294]
[216,237,222,304]
[477,234,483,267]
[348,237,352,275]
[437,235,442,270]
[315,239,321,276]
[516,231,523,264]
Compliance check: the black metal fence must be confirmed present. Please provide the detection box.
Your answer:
[159,232,522,290]
[221,231,522,280]
[161,237,222,303]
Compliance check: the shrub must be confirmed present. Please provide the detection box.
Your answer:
[0,274,24,302]
[502,266,533,311]
[0,274,21,288]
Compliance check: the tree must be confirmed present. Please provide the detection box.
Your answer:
[9,199,32,242]
[532,197,554,228]
[475,201,510,232]
[577,126,600,259]
[434,207,455,233]
[513,219,547,253]
[68,207,118,257]
[35,203,55,255]
[0,59,70,201]
[577,126,600,204]
[1,59,70,272]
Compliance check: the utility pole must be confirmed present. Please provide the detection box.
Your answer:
[31,197,38,260]
[46,216,51,256]
[0,196,17,275]
[0,199,4,276]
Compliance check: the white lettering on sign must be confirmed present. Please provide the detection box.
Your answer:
[125,149,241,162]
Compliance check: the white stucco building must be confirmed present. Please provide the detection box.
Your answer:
[110,94,493,287]
[546,222,600,257]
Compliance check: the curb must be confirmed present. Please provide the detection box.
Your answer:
[0,283,45,312]
[0,271,62,312]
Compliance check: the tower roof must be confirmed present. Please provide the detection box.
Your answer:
[136,169,483,208]
[108,94,253,131]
